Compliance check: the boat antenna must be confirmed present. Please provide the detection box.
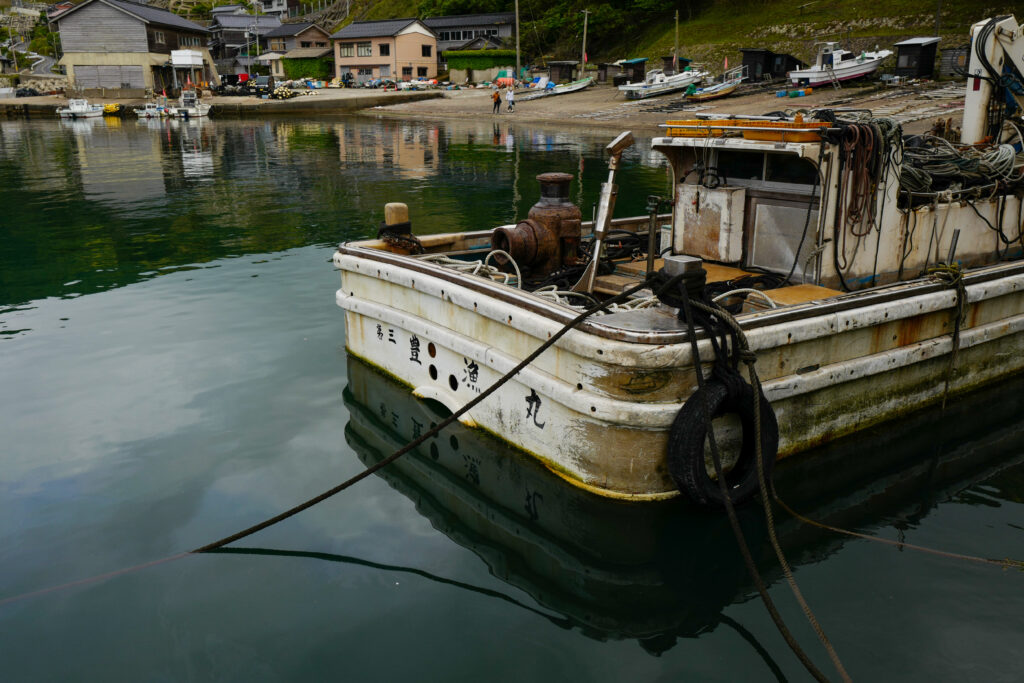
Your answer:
[580,9,590,81]
[674,9,678,72]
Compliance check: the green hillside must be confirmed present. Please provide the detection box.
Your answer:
[337,0,1018,71]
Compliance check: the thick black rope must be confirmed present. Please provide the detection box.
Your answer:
[192,273,679,554]
[676,285,841,683]
[686,295,852,682]
[0,273,680,607]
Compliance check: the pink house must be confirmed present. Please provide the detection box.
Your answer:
[331,18,438,83]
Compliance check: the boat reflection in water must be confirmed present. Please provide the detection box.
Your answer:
[343,355,1024,654]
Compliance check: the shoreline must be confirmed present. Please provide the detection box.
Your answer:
[1,80,966,135]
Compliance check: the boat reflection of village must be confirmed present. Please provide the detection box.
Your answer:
[341,355,1024,656]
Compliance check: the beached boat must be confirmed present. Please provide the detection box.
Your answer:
[133,102,168,118]
[333,16,1024,505]
[518,77,594,102]
[685,66,747,102]
[618,68,707,100]
[168,90,210,119]
[788,42,892,87]
[56,98,103,118]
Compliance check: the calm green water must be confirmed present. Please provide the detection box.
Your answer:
[1,116,1022,682]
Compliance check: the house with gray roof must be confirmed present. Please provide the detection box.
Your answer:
[261,22,331,79]
[54,0,216,95]
[423,12,514,55]
[331,19,437,83]
[208,10,281,61]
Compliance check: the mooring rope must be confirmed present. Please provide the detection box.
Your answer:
[677,290,850,683]
[0,273,679,607]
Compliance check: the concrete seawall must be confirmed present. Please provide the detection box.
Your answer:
[0,90,444,118]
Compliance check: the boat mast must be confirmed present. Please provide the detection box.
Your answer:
[580,9,590,80]
[674,9,678,72]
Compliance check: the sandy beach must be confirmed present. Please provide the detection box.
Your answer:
[367,80,968,136]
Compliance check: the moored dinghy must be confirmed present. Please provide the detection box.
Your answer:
[333,15,1024,505]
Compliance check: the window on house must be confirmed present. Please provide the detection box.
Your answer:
[421,45,431,58]
[339,43,354,57]
[315,41,326,47]
[357,42,372,57]
[439,31,450,41]
[402,66,412,76]
[358,67,373,75]
[417,66,427,77]
[379,43,389,56]
[154,31,165,44]
[301,41,312,48]
[270,39,285,50]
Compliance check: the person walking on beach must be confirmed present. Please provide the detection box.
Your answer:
[505,87,515,113]
[492,88,501,114]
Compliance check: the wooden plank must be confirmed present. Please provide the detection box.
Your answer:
[616,258,753,283]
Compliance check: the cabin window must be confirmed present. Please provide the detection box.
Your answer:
[765,153,817,185]
[357,42,372,57]
[379,43,390,56]
[422,45,432,58]
[301,41,312,48]
[315,41,326,47]
[154,31,165,44]
[717,150,764,181]
[339,43,354,57]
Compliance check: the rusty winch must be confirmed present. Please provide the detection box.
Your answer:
[490,172,582,280]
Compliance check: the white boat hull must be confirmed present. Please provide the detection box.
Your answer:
[57,109,103,118]
[789,55,889,86]
[334,239,1024,499]
[618,72,704,100]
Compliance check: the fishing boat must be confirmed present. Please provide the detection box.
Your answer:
[617,68,707,100]
[333,16,1024,505]
[56,98,103,118]
[685,66,747,102]
[788,42,892,87]
[168,89,211,119]
[133,102,168,118]
[344,352,1024,641]
[518,77,594,102]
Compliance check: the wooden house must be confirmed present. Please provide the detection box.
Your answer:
[263,22,331,79]
[54,0,216,96]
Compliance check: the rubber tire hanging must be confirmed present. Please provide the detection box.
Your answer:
[667,380,779,506]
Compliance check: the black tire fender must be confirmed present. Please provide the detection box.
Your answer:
[667,379,779,507]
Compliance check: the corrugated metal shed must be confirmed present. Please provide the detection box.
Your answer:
[423,13,514,29]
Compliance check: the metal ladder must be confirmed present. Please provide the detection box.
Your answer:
[824,65,842,89]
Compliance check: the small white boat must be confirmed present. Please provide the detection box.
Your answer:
[133,102,168,118]
[518,77,594,102]
[617,68,707,100]
[168,90,211,119]
[789,42,892,87]
[56,99,104,118]
[685,66,747,102]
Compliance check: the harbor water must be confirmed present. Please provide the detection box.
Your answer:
[1,116,1022,681]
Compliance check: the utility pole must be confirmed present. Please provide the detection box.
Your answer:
[514,0,520,81]
[580,9,589,80]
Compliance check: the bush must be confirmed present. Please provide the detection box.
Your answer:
[443,50,517,71]
[281,57,333,80]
